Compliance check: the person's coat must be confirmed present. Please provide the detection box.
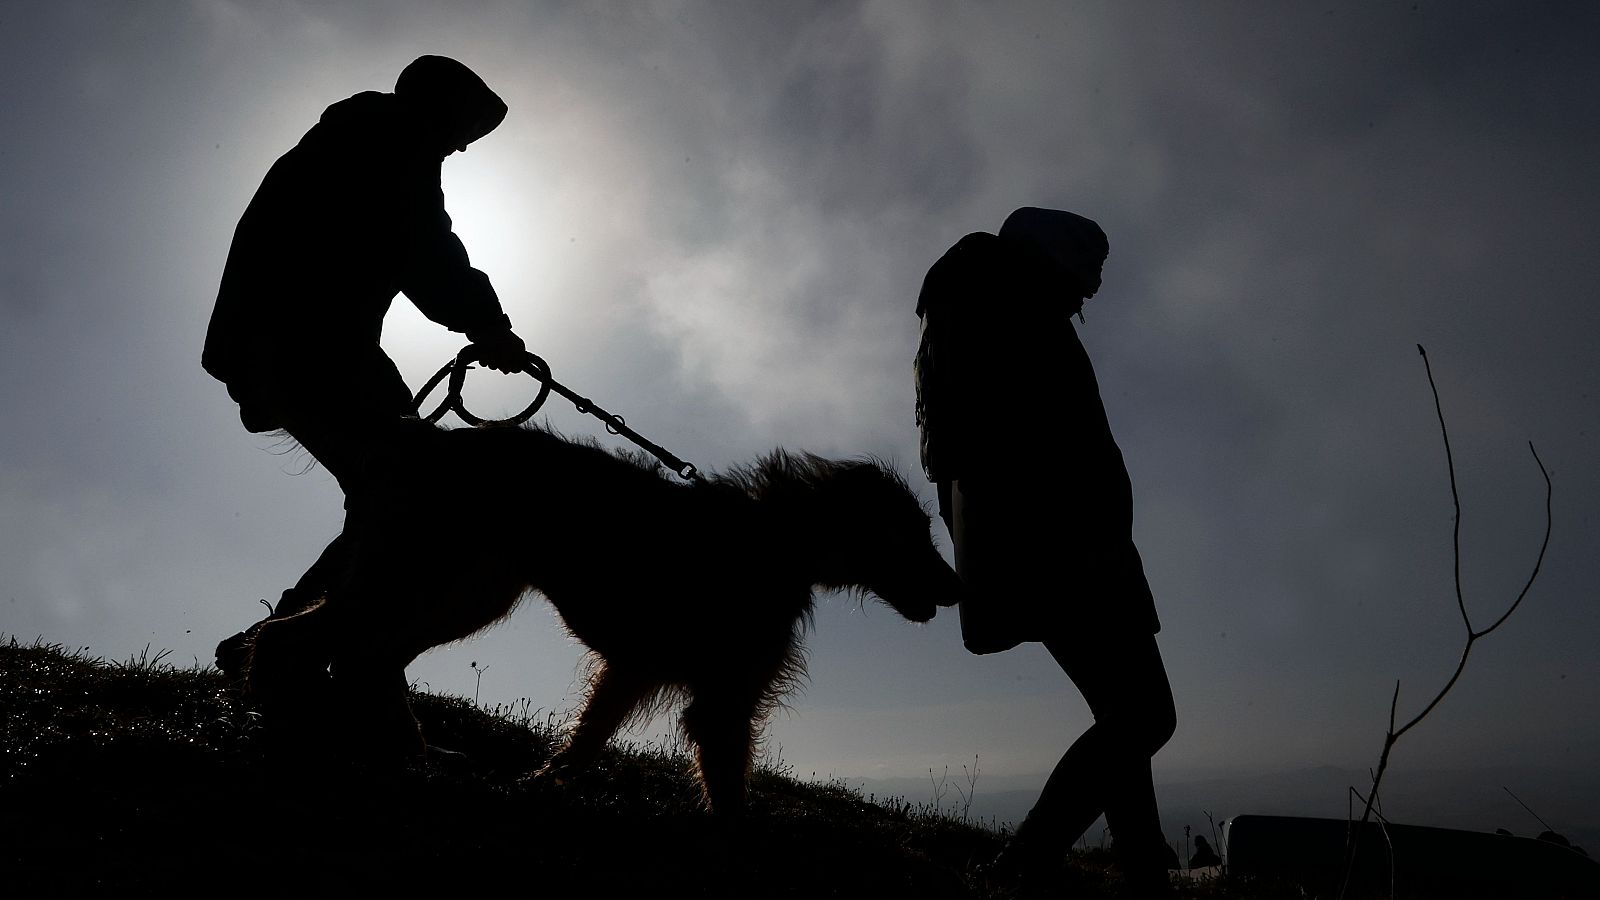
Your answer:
[914,229,1158,650]
[203,57,511,431]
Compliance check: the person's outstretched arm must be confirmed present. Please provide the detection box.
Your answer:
[397,175,526,372]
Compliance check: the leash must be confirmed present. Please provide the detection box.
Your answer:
[411,345,702,483]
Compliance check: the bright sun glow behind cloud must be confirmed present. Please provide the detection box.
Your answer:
[382,141,557,380]
[442,146,549,300]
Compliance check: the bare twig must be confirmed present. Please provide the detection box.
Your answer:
[470,660,489,707]
[1339,345,1553,899]
[1503,786,1556,834]
[1204,809,1223,861]
[929,766,950,811]
[954,755,980,822]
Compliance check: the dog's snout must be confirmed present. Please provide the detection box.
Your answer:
[935,561,965,608]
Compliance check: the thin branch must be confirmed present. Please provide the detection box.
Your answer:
[1394,644,1474,742]
[1418,344,1470,633]
[1388,680,1400,735]
[1340,346,1554,899]
[1503,786,1557,834]
[1476,443,1552,638]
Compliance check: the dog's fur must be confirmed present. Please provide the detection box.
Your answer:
[248,423,962,813]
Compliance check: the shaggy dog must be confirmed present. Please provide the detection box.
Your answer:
[248,423,962,813]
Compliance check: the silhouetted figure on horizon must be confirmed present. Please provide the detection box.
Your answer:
[915,207,1177,894]
[1189,834,1222,868]
[205,55,528,675]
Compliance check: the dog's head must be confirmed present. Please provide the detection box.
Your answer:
[793,457,965,623]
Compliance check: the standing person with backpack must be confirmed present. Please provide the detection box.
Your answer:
[205,56,529,676]
[914,207,1178,894]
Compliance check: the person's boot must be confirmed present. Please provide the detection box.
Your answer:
[978,819,1067,897]
[214,620,263,681]
[214,588,318,679]
[1113,837,1178,898]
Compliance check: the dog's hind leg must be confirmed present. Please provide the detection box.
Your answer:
[537,660,654,780]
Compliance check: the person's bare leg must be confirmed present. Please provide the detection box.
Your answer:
[999,630,1175,887]
[1053,630,1175,885]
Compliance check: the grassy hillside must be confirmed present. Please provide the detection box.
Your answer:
[0,637,1274,898]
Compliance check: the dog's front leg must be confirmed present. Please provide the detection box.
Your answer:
[536,660,653,781]
[681,689,763,817]
[321,596,426,761]
[329,654,425,761]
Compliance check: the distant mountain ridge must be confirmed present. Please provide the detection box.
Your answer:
[855,763,1600,857]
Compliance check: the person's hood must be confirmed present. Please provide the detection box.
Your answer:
[998,207,1108,284]
[394,55,508,151]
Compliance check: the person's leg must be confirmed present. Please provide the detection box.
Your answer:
[262,347,421,578]
[215,350,418,675]
[212,407,369,675]
[999,629,1175,884]
[1044,629,1176,883]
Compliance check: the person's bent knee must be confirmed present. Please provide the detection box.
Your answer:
[1137,663,1177,756]
[1104,706,1174,760]
[1137,635,1177,756]
[1147,696,1176,756]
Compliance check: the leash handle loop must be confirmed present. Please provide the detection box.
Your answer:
[410,345,702,483]
[411,347,553,427]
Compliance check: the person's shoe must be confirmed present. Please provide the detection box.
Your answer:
[977,834,1062,896]
[214,589,320,679]
[214,621,262,680]
[1119,868,1175,898]
[1115,840,1178,898]
[270,586,321,618]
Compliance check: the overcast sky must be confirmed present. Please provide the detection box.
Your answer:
[3,1,1596,832]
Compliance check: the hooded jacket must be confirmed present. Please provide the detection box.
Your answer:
[914,225,1158,641]
[914,230,1131,528]
[203,57,511,416]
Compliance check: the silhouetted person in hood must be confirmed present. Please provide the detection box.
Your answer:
[1189,834,1222,868]
[915,207,1177,894]
[206,56,527,675]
